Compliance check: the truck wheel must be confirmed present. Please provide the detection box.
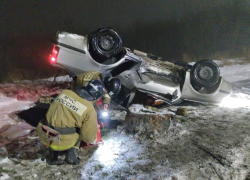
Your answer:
[191,59,220,88]
[89,28,123,59]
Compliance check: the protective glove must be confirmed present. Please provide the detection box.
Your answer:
[103,104,109,110]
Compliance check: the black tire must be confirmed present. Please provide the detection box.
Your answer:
[89,27,123,59]
[191,59,220,88]
[174,61,192,71]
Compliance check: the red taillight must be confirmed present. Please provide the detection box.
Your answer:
[50,45,60,64]
[51,57,56,62]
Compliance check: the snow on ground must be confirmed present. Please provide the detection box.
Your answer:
[0,93,34,145]
[0,60,250,179]
[0,76,71,145]
[220,61,250,84]
[219,61,250,108]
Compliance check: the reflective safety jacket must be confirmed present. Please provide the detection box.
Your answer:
[71,71,111,104]
[37,89,97,151]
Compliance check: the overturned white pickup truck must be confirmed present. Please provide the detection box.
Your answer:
[49,27,232,108]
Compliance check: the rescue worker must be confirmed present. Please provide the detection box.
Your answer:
[71,71,113,110]
[37,79,106,165]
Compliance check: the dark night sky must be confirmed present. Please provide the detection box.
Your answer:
[0,0,249,70]
[1,0,229,37]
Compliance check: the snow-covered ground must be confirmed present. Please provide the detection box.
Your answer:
[0,76,71,146]
[219,59,250,108]
[0,60,250,180]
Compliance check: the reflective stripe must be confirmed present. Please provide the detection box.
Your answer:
[41,141,76,151]
[83,72,99,81]
[50,143,76,151]
[89,83,98,91]
[55,93,87,116]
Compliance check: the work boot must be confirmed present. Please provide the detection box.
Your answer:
[65,148,80,165]
[48,149,64,165]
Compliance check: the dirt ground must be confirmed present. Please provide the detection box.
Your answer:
[1,102,250,180]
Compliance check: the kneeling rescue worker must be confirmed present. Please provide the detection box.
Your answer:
[71,71,121,111]
[37,78,106,165]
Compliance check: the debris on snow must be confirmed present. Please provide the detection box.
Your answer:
[109,110,127,120]
[129,104,175,115]
[176,107,188,116]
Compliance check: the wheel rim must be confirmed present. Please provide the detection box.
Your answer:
[89,28,123,60]
[98,35,115,52]
[191,59,220,88]
[198,66,213,80]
